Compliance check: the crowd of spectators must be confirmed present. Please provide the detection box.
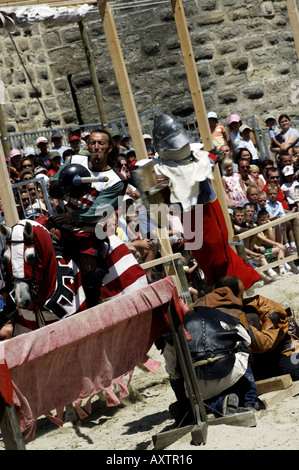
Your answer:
[212,112,299,283]
[2,112,299,295]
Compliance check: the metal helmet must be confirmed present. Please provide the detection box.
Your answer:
[152,114,193,153]
[59,163,91,198]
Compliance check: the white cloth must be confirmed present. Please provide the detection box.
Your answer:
[238,138,259,161]
[153,143,213,211]
[280,180,299,204]
[0,5,93,32]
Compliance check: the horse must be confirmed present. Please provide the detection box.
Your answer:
[0,218,148,336]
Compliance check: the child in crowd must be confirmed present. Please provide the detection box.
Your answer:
[265,115,284,150]
[255,208,290,276]
[238,125,260,167]
[257,190,267,210]
[207,111,228,152]
[242,203,258,250]
[243,184,260,222]
[292,146,299,164]
[265,183,285,219]
[280,165,299,211]
[232,206,276,283]
[266,183,298,257]
[228,114,242,159]
[221,157,247,210]
[249,165,264,190]
[46,151,61,181]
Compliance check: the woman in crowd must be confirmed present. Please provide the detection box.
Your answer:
[271,114,299,160]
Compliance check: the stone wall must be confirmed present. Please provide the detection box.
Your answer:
[0,0,299,135]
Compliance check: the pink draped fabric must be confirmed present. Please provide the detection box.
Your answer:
[0,278,181,439]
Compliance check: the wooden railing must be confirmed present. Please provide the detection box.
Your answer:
[232,212,299,274]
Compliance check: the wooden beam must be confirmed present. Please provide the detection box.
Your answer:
[0,104,11,159]
[78,19,108,126]
[255,375,293,396]
[171,0,234,244]
[97,0,147,160]
[171,0,213,152]
[0,1,98,6]
[259,380,299,408]
[0,140,19,227]
[233,212,299,241]
[286,0,299,61]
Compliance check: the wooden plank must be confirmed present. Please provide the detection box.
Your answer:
[0,0,98,6]
[207,409,256,428]
[152,424,195,450]
[171,0,213,152]
[171,0,235,245]
[233,212,299,241]
[286,0,299,61]
[78,19,108,126]
[140,252,182,270]
[97,0,147,161]
[153,409,256,449]
[255,375,293,395]
[255,254,298,273]
[259,380,299,408]
[0,140,19,227]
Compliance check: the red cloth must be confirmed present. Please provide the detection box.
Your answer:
[182,194,260,290]
[100,235,148,300]
[0,278,181,439]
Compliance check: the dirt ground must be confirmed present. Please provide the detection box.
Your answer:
[1,272,299,452]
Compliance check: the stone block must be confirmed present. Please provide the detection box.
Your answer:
[60,28,82,44]
[72,73,92,89]
[141,41,161,56]
[29,101,40,116]
[243,37,264,50]
[194,12,225,27]
[218,90,238,104]
[230,56,249,71]
[11,88,26,100]
[213,59,229,76]
[200,0,217,11]
[261,1,275,18]
[242,84,264,100]
[42,31,62,49]
[194,48,213,61]
[155,54,180,69]
[17,104,28,118]
[216,41,239,55]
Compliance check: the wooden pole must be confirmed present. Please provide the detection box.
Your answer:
[78,19,108,126]
[97,0,147,160]
[170,0,213,152]
[170,0,235,245]
[171,0,235,249]
[286,0,299,60]
[96,1,183,288]
[0,140,19,227]
[0,104,11,159]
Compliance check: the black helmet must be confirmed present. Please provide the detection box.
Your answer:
[59,163,91,198]
[153,114,193,153]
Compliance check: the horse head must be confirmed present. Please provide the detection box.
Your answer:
[0,219,57,309]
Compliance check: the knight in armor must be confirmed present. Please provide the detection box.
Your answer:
[150,113,260,291]
[48,128,126,307]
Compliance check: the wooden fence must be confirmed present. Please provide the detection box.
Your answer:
[232,212,299,275]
